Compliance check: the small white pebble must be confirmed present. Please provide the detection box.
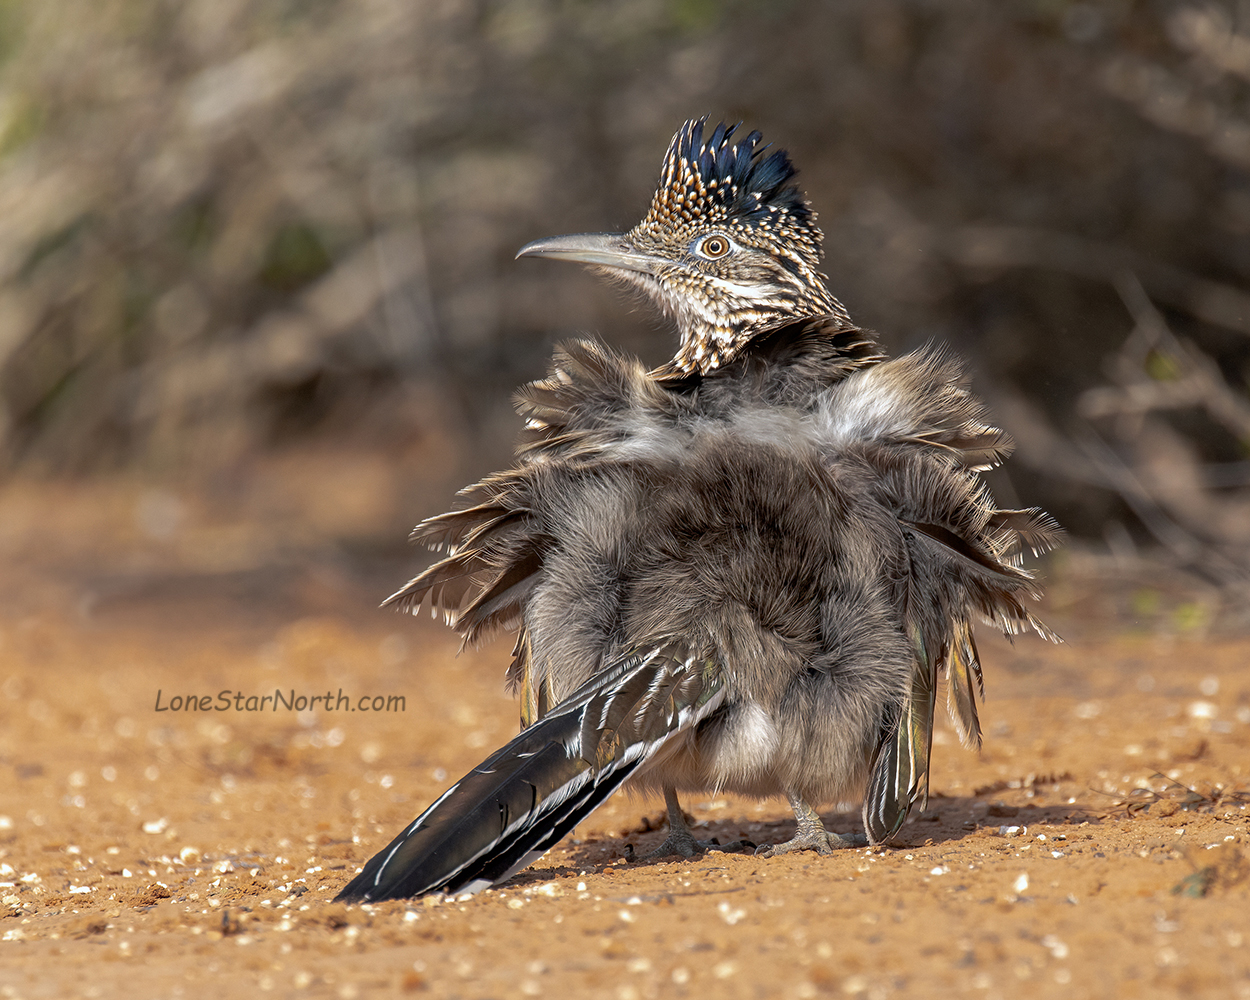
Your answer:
[1041,934,1069,960]
[717,900,746,925]
[1012,873,1029,894]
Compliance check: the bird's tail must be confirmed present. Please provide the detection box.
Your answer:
[335,643,725,902]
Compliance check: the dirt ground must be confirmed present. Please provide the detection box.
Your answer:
[1,464,1249,999]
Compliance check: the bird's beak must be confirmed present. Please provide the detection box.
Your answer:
[516,233,664,275]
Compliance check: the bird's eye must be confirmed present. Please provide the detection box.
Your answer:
[698,235,731,259]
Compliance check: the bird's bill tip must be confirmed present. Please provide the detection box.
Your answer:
[515,232,662,274]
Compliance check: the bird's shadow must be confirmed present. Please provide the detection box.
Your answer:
[553,795,1102,876]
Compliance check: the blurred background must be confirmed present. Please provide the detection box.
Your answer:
[1,0,1249,634]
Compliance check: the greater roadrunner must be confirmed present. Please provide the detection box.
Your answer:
[337,118,1059,902]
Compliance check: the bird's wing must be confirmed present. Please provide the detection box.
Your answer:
[860,467,1059,843]
[391,340,682,641]
[515,339,683,460]
[386,341,688,721]
[833,347,1061,844]
[945,619,984,750]
[819,346,1063,633]
[335,643,725,902]
[382,469,542,645]
[868,513,1058,840]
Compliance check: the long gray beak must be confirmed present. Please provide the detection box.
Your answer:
[516,233,664,275]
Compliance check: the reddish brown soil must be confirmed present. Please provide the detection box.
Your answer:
[1,469,1248,999]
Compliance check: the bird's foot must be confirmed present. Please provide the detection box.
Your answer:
[755,828,866,858]
[637,832,757,860]
[633,788,757,860]
[641,829,720,860]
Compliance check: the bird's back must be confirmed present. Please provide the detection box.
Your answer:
[390,318,1052,808]
[513,321,884,674]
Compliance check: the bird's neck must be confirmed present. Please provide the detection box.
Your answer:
[654,314,881,388]
[669,284,854,376]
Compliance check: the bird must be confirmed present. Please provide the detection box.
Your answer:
[335,117,1060,903]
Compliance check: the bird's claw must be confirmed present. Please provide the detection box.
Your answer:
[756,829,866,857]
[641,830,719,859]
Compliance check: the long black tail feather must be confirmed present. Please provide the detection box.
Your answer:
[335,644,724,902]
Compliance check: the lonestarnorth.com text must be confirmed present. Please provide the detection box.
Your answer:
[153,689,406,713]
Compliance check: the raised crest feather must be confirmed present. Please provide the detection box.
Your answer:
[644,117,812,231]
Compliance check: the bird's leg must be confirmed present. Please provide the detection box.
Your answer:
[756,793,867,857]
[642,787,720,859]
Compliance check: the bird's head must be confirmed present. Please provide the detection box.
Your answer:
[518,118,851,374]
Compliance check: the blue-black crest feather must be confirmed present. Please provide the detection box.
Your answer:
[647,117,811,229]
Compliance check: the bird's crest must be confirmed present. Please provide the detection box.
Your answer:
[617,118,838,372]
[637,118,820,256]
